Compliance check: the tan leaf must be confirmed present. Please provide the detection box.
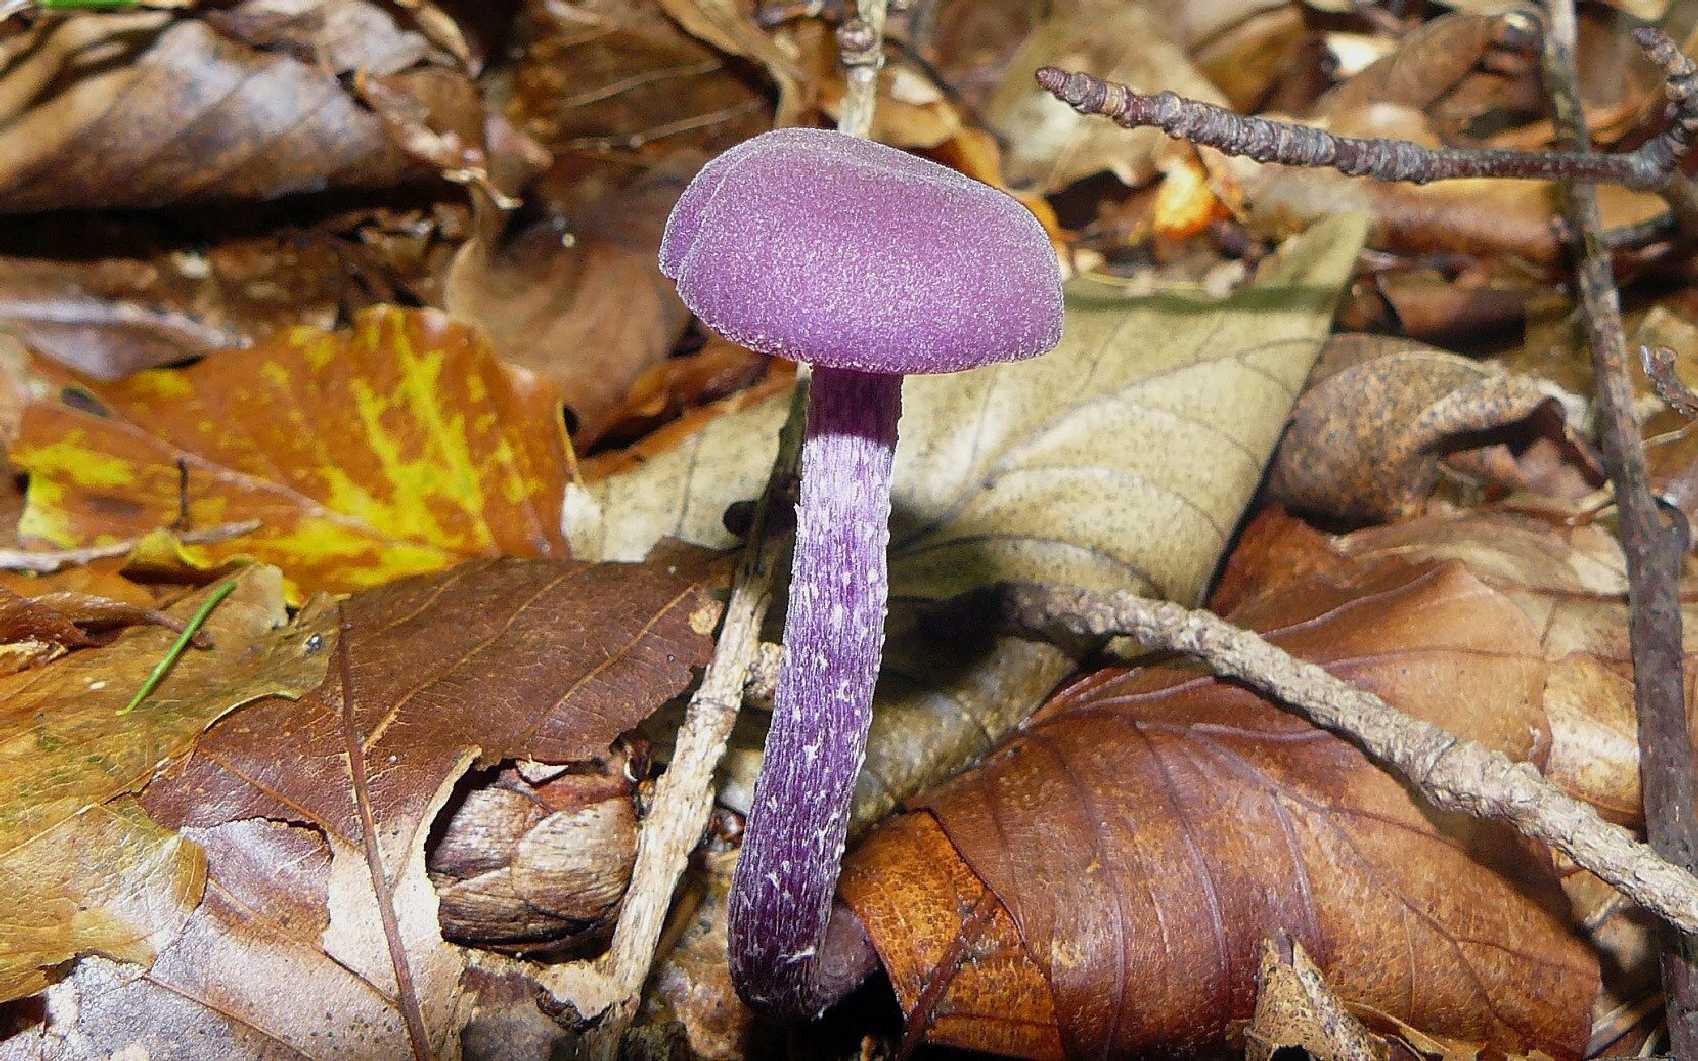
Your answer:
[0,567,328,1001]
[1268,335,1566,522]
[984,3,1229,193]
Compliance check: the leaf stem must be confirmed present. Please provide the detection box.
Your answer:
[118,578,236,715]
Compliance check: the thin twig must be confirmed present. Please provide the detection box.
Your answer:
[835,0,888,140]
[979,581,1698,937]
[1034,26,1698,190]
[0,519,261,573]
[1545,3,1698,1054]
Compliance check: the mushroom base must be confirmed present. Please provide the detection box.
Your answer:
[728,366,902,1020]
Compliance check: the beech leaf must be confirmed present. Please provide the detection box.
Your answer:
[12,307,570,601]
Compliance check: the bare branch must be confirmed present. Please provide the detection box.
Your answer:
[1035,26,1698,190]
[978,581,1698,939]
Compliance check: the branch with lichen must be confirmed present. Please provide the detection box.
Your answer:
[965,581,1698,939]
[1035,26,1698,190]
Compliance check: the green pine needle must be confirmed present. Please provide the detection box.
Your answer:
[118,579,238,716]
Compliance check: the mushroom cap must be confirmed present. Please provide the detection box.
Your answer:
[660,128,1064,375]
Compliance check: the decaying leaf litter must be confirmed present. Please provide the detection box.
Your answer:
[3,0,1698,1058]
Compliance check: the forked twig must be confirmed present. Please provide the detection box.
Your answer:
[1035,26,1698,190]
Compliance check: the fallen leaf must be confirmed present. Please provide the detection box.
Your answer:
[846,553,1600,1057]
[356,66,553,198]
[592,338,779,450]
[1315,13,1508,121]
[655,0,806,123]
[574,215,1367,828]
[1231,507,1671,826]
[1245,937,1390,1061]
[0,4,431,211]
[508,0,777,188]
[839,811,1064,1060]
[0,567,328,1001]
[121,550,719,1055]
[0,202,468,380]
[443,161,694,447]
[12,306,570,600]
[1268,334,1570,522]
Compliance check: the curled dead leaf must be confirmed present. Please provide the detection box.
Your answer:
[1268,334,1571,522]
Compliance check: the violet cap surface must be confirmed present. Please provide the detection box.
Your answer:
[659,127,1063,375]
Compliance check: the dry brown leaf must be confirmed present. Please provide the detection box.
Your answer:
[0,587,197,675]
[508,0,776,189]
[356,66,552,199]
[1315,13,1508,121]
[839,811,1063,1060]
[1215,505,1671,826]
[0,567,328,1002]
[592,338,777,450]
[443,162,693,447]
[846,550,1601,1057]
[111,550,720,1055]
[0,4,431,212]
[0,201,468,381]
[1245,937,1390,1061]
[1267,334,1571,522]
[1214,157,1668,265]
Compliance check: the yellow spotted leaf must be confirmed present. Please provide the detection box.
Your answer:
[13,306,570,599]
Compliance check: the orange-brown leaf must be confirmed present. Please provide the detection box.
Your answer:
[12,306,570,600]
[846,553,1600,1058]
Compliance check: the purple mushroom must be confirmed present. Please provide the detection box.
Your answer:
[659,127,1065,1018]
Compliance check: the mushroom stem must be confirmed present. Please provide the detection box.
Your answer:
[728,365,902,1019]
